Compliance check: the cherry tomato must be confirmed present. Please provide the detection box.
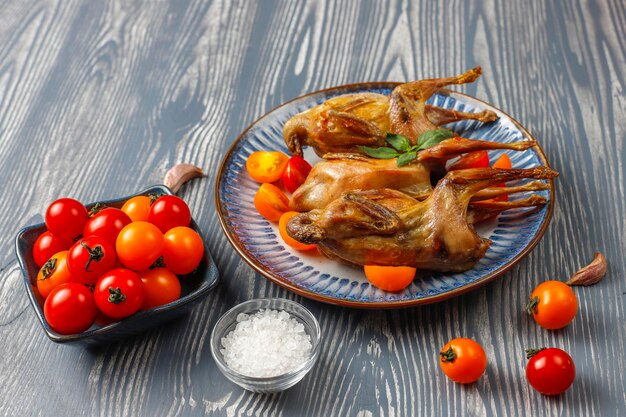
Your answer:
[67,236,117,285]
[162,227,204,275]
[83,207,132,247]
[43,282,97,334]
[439,338,487,384]
[36,251,73,299]
[148,195,191,233]
[448,151,490,171]
[32,231,70,267]
[492,153,512,169]
[282,156,312,194]
[526,348,575,395]
[246,151,289,183]
[116,221,164,271]
[364,265,416,292]
[254,183,289,222]
[94,268,144,319]
[526,281,577,329]
[139,268,181,310]
[45,198,89,241]
[121,195,151,222]
[278,212,317,251]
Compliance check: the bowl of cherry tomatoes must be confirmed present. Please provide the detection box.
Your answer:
[15,185,219,346]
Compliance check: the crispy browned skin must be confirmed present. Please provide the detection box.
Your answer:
[286,167,557,272]
[289,138,537,212]
[284,67,497,156]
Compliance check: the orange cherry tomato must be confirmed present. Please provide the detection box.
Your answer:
[278,212,317,251]
[492,153,512,169]
[254,183,289,222]
[115,221,164,271]
[363,265,416,292]
[37,251,73,299]
[526,280,577,329]
[162,226,204,275]
[121,195,152,222]
[448,151,490,171]
[246,151,289,183]
[439,338,487,384]
[139,268,181,310]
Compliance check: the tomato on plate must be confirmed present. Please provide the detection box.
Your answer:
[36,251,73,299]
[94,268,144,319]
[116,221,164,271]
[45,198,89,241]
[254,183,289,222]
[67,236,117,285]
[148,195,191,233]
[526,280,577,329]
[121,195,151,222]
[32,231,70,267]
[278,212,317,251]
[282,156,312,194]
[439,338,487,384]
[447,151,490,171]
[162,226,204,275]
[490,153,513,201]
[526,347,575,395]
[139,268,181,310]
[246,151,289,183]
[43,282,97,334]
[364,265,416,292]
[83,207,132,247]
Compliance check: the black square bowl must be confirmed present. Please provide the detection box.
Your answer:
[15,185,220,346]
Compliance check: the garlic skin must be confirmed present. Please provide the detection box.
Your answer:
[164,163,204,193]
[566,252,607,286]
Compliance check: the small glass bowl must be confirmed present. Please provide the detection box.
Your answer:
[210,298,321,393]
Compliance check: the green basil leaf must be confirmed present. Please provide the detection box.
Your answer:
[417,129,455,150]
[385,133,411,152]
[397,151,417,166]
[358,146,400,159]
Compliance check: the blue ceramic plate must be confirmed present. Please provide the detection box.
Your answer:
[216,83,554,308]
[15,185,220,345]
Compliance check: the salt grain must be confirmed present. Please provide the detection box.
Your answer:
[220,309,312,378]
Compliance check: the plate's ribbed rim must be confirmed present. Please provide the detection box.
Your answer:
[215,82,555,309]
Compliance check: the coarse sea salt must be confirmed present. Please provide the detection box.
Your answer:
[220,309,312,378]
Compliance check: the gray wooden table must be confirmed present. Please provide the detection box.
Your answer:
[0,1,624,416]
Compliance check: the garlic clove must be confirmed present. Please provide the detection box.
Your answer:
[565,252,607,286]
[163,163,204,193]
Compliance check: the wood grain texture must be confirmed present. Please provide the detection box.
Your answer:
[0,0,624,416]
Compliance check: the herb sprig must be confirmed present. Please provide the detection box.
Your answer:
[358,129,455,166]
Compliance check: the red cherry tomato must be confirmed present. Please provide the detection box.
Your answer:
[44,283,97,334]
[94,269,144,319]
[67,236,117,285]
[32,231,70,267]
[45,198,89,241]
[121,195,151,222]
[36,251,73,299]
[526,348,575,395]
[447,151,490,171]
[83,208,132,247]
[282,156,312,194]
[116,221,164,271]
[139,268,181,310]
[162,227,204,275]
[148,195,191,233]
[439,338,487,384]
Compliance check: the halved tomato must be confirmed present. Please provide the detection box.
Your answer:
[246,151,289,183]
[253,183,289,222]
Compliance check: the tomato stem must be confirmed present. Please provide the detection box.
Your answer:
[107,287,127,304]
[80,241,104,272]
[440,346,456,363]
[40,258,58,280]
[526,296,540,315]
[525,348,546,359]
[88,202,107,217]
[150,256,166,269]
[148,193,163,206]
